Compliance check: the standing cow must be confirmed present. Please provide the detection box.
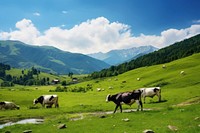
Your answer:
[0,101,20,110]
[33,95,59,108]
[106,90,143,113]
[139,87,161,103]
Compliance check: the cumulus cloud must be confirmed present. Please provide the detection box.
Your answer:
[0,19,40,44]
[1,17,200,54]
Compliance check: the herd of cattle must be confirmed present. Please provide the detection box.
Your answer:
[0,87,161,113]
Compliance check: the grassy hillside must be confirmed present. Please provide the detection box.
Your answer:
[0,40,110,74]
[91,34,200,78]
[0,53,200,133]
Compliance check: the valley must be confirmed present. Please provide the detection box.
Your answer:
[0,53,200,133]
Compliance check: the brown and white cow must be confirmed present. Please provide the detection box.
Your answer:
[106,90,143,113]
[33,95,59,108]
[139,87,161,103]
[0,101,20,110]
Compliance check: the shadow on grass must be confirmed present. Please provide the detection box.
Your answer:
[147,99,168,104]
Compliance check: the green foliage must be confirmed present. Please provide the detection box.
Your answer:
[0,65,54,86]
[90,34,200,79]
[0,51,200,133]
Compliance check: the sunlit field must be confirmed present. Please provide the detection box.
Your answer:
[0,53,200,133]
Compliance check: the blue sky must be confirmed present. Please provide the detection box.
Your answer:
[0,0,200,54]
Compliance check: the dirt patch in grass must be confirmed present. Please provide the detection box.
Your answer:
[68,108,152,121]
[174,96,200,107]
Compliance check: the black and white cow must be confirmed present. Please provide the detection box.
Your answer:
[139,87,161,103]
[106,90,143,113]
[33,95,59,108]
[0,101,20,110]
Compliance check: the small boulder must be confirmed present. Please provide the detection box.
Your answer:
[143,129,154,133]
[99,115,106,118]
[23,130,32,133]
[168,125,178,131]
[122,118,129,122]
[194,117,200,121]
[58,124,67,129]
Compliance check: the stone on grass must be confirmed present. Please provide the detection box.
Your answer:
[58,124,67,129]
[168,125,178,131]
[122,118,129,122]
[23,130,32,133]
[143,129,154,133]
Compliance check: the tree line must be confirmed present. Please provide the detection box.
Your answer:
[90,34,200,79]
[0,65,50,86]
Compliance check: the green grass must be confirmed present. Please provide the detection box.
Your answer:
[0,53,200,133]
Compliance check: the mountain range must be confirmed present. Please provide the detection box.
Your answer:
[90,34,200,78]
[0,41,110,74]
[88,45,158,65]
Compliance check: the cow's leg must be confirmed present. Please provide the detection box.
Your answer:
[139,100,143,111]
[114,105,119,113]
[156,92,161,102]
[136,100,143,111]
[143,96,146,104]
[158,95,161,102]
[136,100,140,111]
[158,94,161,102]
[119,105,123,113]
[55,102,59,108]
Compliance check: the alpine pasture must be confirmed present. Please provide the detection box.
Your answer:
[0,53,200,133]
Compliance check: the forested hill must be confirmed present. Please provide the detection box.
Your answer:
[90,34,200,78]
[0,41,110,74]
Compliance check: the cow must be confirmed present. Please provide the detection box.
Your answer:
[106,90,143,113]
[0,101,20,110]
[33,95,59,108]
[139,87,161,103]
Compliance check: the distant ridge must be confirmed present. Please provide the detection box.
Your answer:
[0,40,110,74]
[90,34,200,78]
[88,45,158,65]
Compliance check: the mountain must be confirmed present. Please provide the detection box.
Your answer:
[88,45,158,65]
[0,40,110,74]
[90,34,200,78]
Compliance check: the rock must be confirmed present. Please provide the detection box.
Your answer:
[23,130,32,133]
[168,125,178,131]
[99,115,106,118]
[143,129,154,133]
[137,78,140,81]
[194,117,200,121]
[122,118,129,122]
[58,124,67,129]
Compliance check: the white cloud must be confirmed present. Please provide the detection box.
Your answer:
[193,19,200,23]
[0,19,40,44]
[62,11,68,14]
[1,17,200,54]
[33,12,40,16]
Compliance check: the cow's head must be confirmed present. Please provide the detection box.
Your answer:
[16,105,20,110]
[33,99,38,105]
[106,94,111,102]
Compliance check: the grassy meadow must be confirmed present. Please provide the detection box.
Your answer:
[0,53,200,133]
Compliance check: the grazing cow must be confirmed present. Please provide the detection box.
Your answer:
[139,87,161,103]
[106,90,143,113]
[0,101,20,110]
[33,95,59,108]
